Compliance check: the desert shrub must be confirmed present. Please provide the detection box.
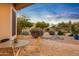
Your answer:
[21,30,30,35]
[30,28,44,38]
[45,28,50,32]
[58,31,64,35]
[71,24,79,35]
[49,30,55,35]
[35,22,49,29]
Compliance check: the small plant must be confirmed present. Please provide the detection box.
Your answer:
[30,28,43,38]
[58,31,64,35]
[49,30,55,35]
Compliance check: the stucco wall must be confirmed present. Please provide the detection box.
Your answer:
[0,4,12,39]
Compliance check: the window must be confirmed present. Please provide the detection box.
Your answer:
[12,9,16,36]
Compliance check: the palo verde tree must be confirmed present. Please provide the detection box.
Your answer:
[57,22,70,33]
[35,21,49,29]
[17,15,33,35]
[71,22,79,34]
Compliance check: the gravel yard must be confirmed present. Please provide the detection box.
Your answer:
[17,35,79,56]
[0,34,79,56]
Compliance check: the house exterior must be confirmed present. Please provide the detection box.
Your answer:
[0,3,33,40]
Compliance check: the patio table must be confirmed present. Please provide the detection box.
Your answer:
[0,40,30,56]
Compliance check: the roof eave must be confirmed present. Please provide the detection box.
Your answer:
[14,3,34,10]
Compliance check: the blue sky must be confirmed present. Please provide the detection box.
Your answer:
[17,3,79,24]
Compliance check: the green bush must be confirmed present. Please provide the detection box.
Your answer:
[30,28,43,38]
[58,31,64,35]
[35,22,49,29]
[17,15,33,35]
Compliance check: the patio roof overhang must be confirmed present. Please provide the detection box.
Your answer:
[14,3,34,10]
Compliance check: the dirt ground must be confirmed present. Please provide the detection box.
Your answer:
[17,35,79,56]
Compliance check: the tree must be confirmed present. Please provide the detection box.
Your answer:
[51,24,57,30]
[35,22,49,29]
[68,21,72,33]
[71,22,79,34]
[57,22,70,33]
[17,15,33,34]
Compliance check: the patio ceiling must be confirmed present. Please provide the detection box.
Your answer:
[14,3,34,10]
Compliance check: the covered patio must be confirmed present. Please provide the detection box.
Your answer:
[0,3,33,56]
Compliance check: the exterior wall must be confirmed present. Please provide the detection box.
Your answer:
[0,4,16,40]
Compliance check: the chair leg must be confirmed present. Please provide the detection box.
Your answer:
[15,48,21,56]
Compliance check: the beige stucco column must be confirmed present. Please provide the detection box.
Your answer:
[0,4,16,40]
